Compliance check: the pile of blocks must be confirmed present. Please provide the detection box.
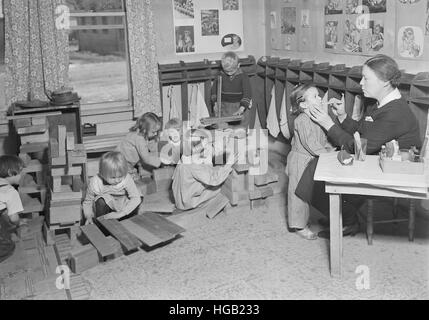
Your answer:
[43,125,86,245]
[13,115,50,218]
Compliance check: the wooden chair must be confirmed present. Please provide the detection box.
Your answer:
[366,198,416,245]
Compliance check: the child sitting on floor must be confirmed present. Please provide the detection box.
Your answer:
[172,128,236,211]
[116,112,166,181]
[83,151,141,224]
[0,155,25,262]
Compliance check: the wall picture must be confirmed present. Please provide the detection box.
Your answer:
[301,9,310,28]
[201,10,219,36]
[343,19,363,53]
[325,0,343,15]
[172,0,244,55]
[175,26,195,53]
[174,0,195,19]
[325,20,339,49]
[362,0,387,13]
[398,26,424,58]
[281,7,296,35]
[368,20,384,52]
[345,0,362,14]
[223,0,239,10]
[426,0,429,35]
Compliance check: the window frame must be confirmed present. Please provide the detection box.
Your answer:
[68,5,133,115]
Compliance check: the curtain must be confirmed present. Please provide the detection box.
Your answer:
[125,0,161,118]
[4,0,69,107]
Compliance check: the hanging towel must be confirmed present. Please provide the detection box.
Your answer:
[352,95,363,121]
[279,88,290,139]
[168,86,180,121]
[266,86,280,138]
[322,91,329,113]
[189,84,210,128]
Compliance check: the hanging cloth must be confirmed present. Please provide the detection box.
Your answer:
[189,84,209,128]
[279,88,290,139]
[266,85,280,138]
[352,95,363,121]
[168,85,180,121]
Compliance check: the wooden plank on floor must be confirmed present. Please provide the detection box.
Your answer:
[205,193,229,219]
[141,191,175,213]
[80,224,116,258]
[131,215,176,243]
[140,212,186,235]
[120,219,163,247]
[97,219,141,252]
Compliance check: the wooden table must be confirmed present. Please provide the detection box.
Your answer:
[314,152,429,278]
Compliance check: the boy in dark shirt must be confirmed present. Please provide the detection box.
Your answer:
[211,51,252,127]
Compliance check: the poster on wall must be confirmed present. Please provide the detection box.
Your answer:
[172,0,244,55]
[324,0,389,56]
[396,0,429,60]
[281,7,297,51]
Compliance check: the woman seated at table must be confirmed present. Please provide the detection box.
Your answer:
[298,54,421,238]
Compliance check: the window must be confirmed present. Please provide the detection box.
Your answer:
[66,0,130,109]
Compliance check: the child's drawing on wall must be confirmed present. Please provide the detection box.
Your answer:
[325,21,338,49]
[398,26,423,58]
[368,21,384,52]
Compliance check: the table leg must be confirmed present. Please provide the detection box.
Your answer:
[330,193,342,278]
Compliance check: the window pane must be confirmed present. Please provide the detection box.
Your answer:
[66,0,129,105]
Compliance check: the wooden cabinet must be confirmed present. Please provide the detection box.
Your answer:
[158,56,257,122]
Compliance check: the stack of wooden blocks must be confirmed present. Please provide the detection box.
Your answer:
[14,115,50,219]
[43,125,86,245]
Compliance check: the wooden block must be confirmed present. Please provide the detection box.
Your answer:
[22,159,43,173]
[49,138,59,158]
[20,195,44,214]
[80,224,116,258]
[17,124,47,135]
[58,125,67,157]
[19,184,46,194]
[233,163,249,173]
[31,116,46,126]
[67,244,100,274]
[42,222,55,245]
[72,175,84,192]
[105,236,124,259]
[20,131,49,144]
[68,149,86,158]
[19,153,32,166]
[141,190,175,213]
[49,199,82,208]
[48,205,82,225]
[20,142,48,153]
[50,185,82,201]
[152,167,175,182]
[52,176,62,193]
[140,212,185,235]
[249,186,274,200]
[66,132,75,151]
[121,219,164,247]
[51,166,82,177]
[50,156,66,166]
[254,174,268,186]
[131,215,176,243]
[97,218,141,252]
[14,118,32,128]
[155,179,172,192]
[67,151,87,166]
[205,193,230,219]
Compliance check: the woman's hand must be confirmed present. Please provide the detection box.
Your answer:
[309,106,335,131]
[328,96,346,121]
[233,106,245,116]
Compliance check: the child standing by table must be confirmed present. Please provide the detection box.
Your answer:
[0,155,25,262]
[210,51,252,127]
[286,84,333,240]
[83,151,141,224]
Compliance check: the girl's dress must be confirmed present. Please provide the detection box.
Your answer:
[286,113,328,229]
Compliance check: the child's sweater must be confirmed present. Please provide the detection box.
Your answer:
[211,69,252,109]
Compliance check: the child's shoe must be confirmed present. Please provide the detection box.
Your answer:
[295,226,318,240]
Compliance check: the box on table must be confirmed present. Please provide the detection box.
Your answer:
[379,157,424,175]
